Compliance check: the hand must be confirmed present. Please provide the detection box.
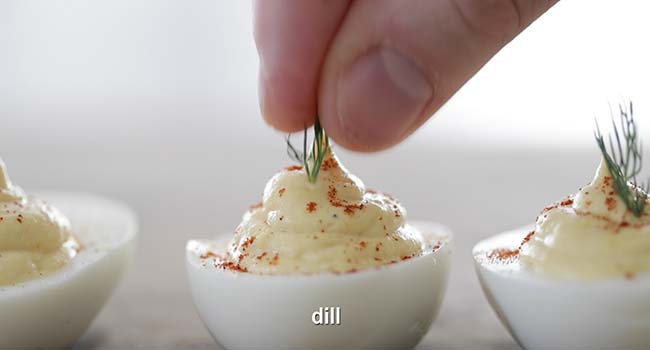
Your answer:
[254,0,557,151]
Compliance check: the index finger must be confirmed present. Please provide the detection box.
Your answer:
[254,0,351,132]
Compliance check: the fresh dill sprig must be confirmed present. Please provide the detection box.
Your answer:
[286,119,330,183]
[594,101,649,217]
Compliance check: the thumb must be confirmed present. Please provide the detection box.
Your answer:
[318,0,557,152]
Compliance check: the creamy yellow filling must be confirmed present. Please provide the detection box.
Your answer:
[223,153,425,274]
[0,159,78,286]
[520,160,650,280]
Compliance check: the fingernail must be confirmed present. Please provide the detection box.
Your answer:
[337,47,432,149]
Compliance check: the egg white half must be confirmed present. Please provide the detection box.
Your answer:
[474,227,650,350]
[0,192,137,349]
[186,221,452,350]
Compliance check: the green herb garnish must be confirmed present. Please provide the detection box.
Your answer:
[594,101,649,217]
[286,119,330,183]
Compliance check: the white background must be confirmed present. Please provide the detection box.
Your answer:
[3,0,650,151]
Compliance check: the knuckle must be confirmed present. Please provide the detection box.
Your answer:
[449,0,524,46]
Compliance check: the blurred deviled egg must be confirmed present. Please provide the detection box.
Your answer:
[0,159,137,348]
[474,105,650,350]
[187,125,452,350]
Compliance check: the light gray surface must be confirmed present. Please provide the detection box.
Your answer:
[10,147,594,350]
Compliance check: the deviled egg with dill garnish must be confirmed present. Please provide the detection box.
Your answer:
[474,102,650,350]
[0,158,137,348]
[186,122,452,350]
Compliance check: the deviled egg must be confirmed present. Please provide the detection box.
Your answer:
[186,135,451,349]
[474,107,650,349]
[0,159,137,348]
